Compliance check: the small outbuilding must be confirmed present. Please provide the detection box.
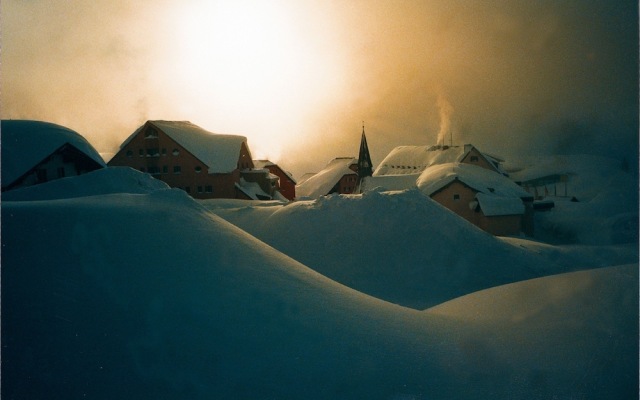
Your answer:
[417,163,534,236]
[253,160,296,201]
[1,120,106,192]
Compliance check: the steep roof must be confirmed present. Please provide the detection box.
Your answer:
[123,121,248,174]
[374,144,503,176]
[417,163,531,199]
[295,158,357,199]
[253,159,297,184]
[1,120,106,187]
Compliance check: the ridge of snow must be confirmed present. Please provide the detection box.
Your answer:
[1,120,106,187]
[3,188,636,398]
[1,167,170,201]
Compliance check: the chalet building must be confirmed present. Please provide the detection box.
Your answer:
[1,120,106,192]
[253,160,297,201]
[108,120,276,200]
[295,157,359,199]
[417,163,534,236]
[374,144,506,177]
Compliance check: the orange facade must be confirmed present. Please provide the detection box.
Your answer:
[108,123,253,199]
[431,180,524,236]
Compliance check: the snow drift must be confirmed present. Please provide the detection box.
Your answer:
[204,189,561,309]
[3,186,637,399]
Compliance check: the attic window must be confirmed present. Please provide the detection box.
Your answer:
[145,128,158,138]
[126,150,133,158]
[172,149,180,156]
[453,194,460,201]
[195,166,202,173]
[470,156,479,162]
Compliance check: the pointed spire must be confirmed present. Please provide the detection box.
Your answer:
[357,122,373,179]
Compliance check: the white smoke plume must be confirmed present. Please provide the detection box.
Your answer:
[436,94,453,147]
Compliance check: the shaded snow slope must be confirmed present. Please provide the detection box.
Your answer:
[3,189,637,399]
[2,167,169,201]
[203,189,561,309]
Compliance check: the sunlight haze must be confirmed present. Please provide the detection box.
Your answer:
[2,0,637,178]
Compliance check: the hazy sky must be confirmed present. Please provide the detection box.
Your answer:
[2,0,638,178]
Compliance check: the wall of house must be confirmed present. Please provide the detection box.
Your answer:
[477,214,522,236]
[266,165,296,200]
[108,123,244,199]
[337,174,358,194]
[460,148,496,172]
[6,145,103,191]
[430,180,523,236]
[431,181,480,224]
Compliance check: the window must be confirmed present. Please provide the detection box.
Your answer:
[145,128,158,138]
[185,186,191,193]
[57,167,65,178]
[126,150,133,158]
[147,166,160,175]
[146,148,159,157]
[140,167,146,172]
[162,165,168,173]
[195,166,202,173]
[138,149,144,157]
[173,166,181,174]
[172,148,180,156]
[161,148,167,156]
[205,185,213,193]
[470,156,479,162]
[453,194,460,201]
[197,186,203,193]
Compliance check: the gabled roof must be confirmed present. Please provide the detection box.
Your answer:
[373,144,503,176]
[1,120,106,187]
[122,121,248,174]
[295,157,357,199]
[417,163,531,199]
[253,159,297,184]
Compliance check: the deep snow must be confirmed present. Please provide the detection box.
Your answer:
[2,165,638,399]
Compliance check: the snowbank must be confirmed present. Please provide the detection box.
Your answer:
[1,167,170,201]
[3,188,636,398]
[204,189,560,309]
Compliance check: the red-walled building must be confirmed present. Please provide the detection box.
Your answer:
[108,120,276,200]
[253,160,296,201]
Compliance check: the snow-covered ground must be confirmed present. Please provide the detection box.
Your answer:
[3,160,638,399]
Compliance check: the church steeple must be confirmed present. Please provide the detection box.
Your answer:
[357,122,373,179]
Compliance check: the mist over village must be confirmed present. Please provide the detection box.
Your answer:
[1,0,638,399]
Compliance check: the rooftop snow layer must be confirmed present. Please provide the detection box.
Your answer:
[417,163,532,199]
[475,192,525,216]
[123,121,248,174]
[1,120,106,187]
[295,157,357,199]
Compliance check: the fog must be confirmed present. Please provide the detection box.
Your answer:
[2,0,637,179]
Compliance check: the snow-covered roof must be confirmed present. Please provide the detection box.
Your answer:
[123,121,248,174]
[295,157,357,199]
[253,159,297,184]
[236,179,272,200]
[1,120,106,187]
[474,193,525,216]
[374,144,502,176]
[417,163,531,200]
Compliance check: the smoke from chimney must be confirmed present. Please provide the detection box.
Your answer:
[436,94,453,147]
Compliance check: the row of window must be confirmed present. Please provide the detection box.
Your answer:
[139,165,205,175]
[126,148,180,158]
[180,186,213,194]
